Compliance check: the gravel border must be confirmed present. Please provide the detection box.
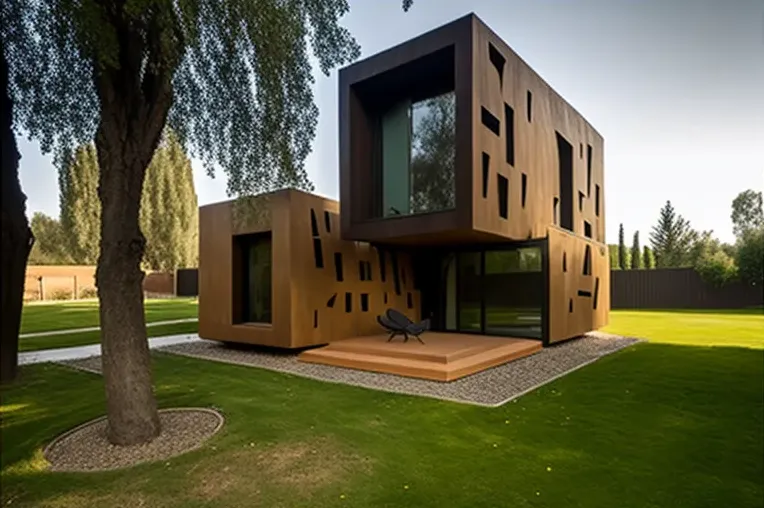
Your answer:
[43,407,225,472]
[58,332,641,407]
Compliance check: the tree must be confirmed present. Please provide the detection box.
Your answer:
[687,230,721,268]
[649,201,695,268]
[60,144,100,264]
[28,213,72,265]
[141,131,198,271]
[410,93,456,214]
[0,38,34,384]
[608,244,620,269]
[735,228,764,286]
[642,245,655,269]
[630,231,642,269]
[695,250,738,288]
[731,190,763,239]
[618,224,628,270]
[2,0,413,444]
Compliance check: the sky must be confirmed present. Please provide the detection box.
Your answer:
[15,0,764,245]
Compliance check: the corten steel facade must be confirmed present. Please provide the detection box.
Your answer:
[198,13,609,349]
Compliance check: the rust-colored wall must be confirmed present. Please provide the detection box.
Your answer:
[198,189,420,348]
[547,226,610,343]
[143,272,175,295]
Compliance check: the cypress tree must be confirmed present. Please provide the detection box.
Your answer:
[618,224,628,270]
[59,144,100,264]
[631,231,642,269]
[643,245,655,269]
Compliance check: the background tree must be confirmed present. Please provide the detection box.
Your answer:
[28,213,72,265]
[608,244,620,269]
[642,245,655,269]
[731,189,763,239]
[649,200,695,267]
[0,37,33,383]
[60,144,100,264]
[618,224,628,270]
[735,228,764,286]
[630,231,642,269]
[695,250,738,288]
[410,93,456,214]
[2,0,413,444]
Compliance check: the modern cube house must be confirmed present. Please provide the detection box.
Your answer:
[199,13,609,349]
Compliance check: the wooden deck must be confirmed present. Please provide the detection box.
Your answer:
[298,333,542,382]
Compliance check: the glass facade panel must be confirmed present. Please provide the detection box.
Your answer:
[457,252,481,332]
[243,235,272,323]
[484,247,542,338]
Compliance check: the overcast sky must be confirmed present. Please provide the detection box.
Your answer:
[16,0,764,245]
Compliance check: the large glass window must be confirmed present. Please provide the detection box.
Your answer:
[457,252,481,332]
[381,92,456,217]
[484,247,543,338]
[242,234,272,323]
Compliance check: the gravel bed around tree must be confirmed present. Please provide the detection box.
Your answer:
[43,408,224,472]
[58,332,641,407]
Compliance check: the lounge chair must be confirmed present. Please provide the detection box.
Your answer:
[377,309,430,344]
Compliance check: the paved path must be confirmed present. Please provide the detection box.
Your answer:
[20,318,198,338]
[19,334,204,366]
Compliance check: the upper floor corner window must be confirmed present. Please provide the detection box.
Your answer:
[379,91,456,218]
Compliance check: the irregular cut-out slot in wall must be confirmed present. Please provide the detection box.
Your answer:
[521,173,527,208]
[324,211,332,233]
[360,293,369,312]
[345,292,352,313]
[587,145,593,196]
[505,103,515,166]
[310,209,319,237]
[563,252,567,272]
[313,310,318,328]
[365,261,372,281]
[358,260,366,281]
[569,298,573,313]
[481,107,501,136]
[595,185,600,217]
[313,238,324,269]
[488,42,505,88]
[407,292,413,309]
[334,252,344,282]
[584,221,592,239]
[498,174,509,219]
[401,268,406,285]
[583,245,592,276]
[553,197,559,225]
[391,253,401,296]
[526,90,532,122]
[378,248,387,282]
[593,277,600,309]
[579,143,583,158]
[482,152,490,198]
[384,292,388,304]
[579,191,585,212]
[327,293,337,308]
[577,290,592,297]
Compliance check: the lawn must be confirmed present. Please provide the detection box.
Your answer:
[2,310,763,507]
[18,298,199,352]
[605,308,764,349]
[20,298,198,335]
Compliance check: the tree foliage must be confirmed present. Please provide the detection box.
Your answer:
[630,231,642,269]
[608,244,619,269]
[735,228,764,286]
[642,245,655,269]
[649,201,695,268]
[618,224,628,270]
[60,143,100,264]
[731,189,763,239]
[28,213,71,265]
[695,250,738,288]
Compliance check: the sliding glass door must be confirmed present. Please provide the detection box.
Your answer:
[440,244,544,339]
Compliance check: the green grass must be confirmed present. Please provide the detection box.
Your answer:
[605,308,764,349]
[20,298,198,335]
[2,309,764,507]
[19,321,199,353]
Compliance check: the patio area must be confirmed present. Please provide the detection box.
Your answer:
[298,333,543,381]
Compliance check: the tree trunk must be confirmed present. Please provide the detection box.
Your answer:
[0,38,34,385]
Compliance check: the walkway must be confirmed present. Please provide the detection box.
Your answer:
[20,318,198,338]
[19,334,203,366]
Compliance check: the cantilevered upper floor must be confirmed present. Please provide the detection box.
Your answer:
[339,13,604,246]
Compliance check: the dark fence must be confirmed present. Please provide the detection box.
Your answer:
[176,268,199,297]
[611,268,763,309]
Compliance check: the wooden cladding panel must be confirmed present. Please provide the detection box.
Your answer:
[471,17,605,244]
[288,190,420,348]
[547,226,610,343]
[198,193,291,347]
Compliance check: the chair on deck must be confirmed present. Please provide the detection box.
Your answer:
[376,309,430,345]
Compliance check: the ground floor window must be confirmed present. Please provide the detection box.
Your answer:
[239,233,272,323]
